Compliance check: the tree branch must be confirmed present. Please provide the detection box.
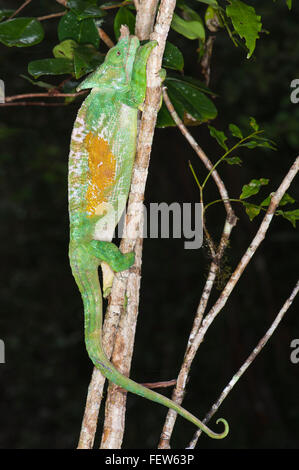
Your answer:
[99,0,177,449]
[77,0,176,449]
[158,155,299,447]
[188,279,299,448]
[8,0,32,19]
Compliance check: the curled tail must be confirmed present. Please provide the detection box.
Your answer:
[71,247,228,440]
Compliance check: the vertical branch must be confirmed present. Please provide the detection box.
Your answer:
[100,224,144,449]
[98,0,178,449]
[135,0,159,40]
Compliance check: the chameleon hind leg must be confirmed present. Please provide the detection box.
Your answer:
[89,240,135,297]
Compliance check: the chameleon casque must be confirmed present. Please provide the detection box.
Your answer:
[68,25,229,440]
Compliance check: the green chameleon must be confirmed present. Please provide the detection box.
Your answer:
[68,25,229,440]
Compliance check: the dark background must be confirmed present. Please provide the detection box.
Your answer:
[0,0,298,449]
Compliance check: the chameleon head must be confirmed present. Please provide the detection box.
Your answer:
[77,25,140,94]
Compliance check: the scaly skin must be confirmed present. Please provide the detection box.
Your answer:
[68,26,229,440]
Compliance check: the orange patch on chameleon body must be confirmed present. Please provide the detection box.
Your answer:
[84,132,116,217]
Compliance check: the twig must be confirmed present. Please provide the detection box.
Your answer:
[101,2,134,10]
[200,35,215,86]
[158,156,299,447]
[115,379,177,393]
[0,101,67,107]
[188,279,299,448]
[158,217,235,448]
[158,87,237,449]
[162,87,236,222]
[5,91,86,102]
[98,28,115,49]
[38,12,66,21]
[8,0,32,19]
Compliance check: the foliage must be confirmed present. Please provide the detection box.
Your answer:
[1,0,298,450]
[0,0,270,126]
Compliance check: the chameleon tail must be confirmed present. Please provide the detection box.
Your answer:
[80,264,229,440]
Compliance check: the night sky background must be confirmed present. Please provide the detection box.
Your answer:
[0,0,298,448]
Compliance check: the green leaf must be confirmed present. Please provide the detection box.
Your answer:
[229,123,243,139]
[20,74,55,90]
[53,39,78,59]
[261,193,295,207]
[249,116,259,131]
[239,140,259,149]
[73,44,104,78]
[226,0,262,58]
[58,11,99,48]
[240,178,269,200]
[161,77,217,127]
[169,74,215,95]
[243,202,261,221]
[0,17,44,47]
[157,77,217,128]
[240,136,276,151]
[280,209,299,228]
[28,58,74,78]
[162,42,184,71]
[114,7,135,41]
[0,9,14,21]
[156,101,175,128]
[68,0,106,20]
[225,156,242,165]
[171,13,205,40]
[208,126,228,150]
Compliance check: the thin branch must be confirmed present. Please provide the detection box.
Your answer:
[158,217,235,448]
[98,28,115,49]
[115,379,177,392]
[158,155,299,447]
[188,279,299,448]
[101,2,134,10]
[8,0,32,19]
[158,87,237,449]
[99,0,177,449]
[162,88,236,223]
[5,91,86,102]
[0,101,67,107]
[200,35,216,86]
[38,12,66,21]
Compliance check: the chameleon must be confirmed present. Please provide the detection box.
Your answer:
[68,25,229,440]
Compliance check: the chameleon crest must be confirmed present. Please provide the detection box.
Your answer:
[68,26,229,440]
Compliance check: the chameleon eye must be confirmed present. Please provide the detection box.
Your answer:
[116,51,121,56]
